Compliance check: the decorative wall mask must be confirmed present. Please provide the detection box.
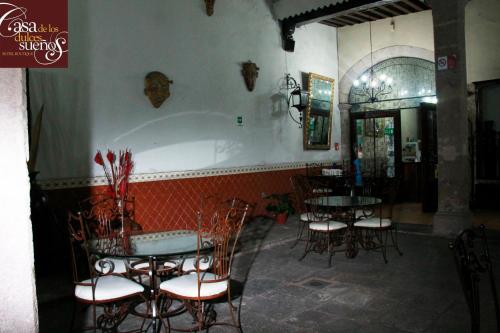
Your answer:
[144,71,173,108]
[204,0,215,16]
[241,61,259,92]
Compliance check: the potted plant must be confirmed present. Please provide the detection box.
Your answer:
[265,193,295,224]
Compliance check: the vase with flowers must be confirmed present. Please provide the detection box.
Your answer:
[94,149,134,253]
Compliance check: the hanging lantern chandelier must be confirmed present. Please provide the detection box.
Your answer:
[351,22,393,103]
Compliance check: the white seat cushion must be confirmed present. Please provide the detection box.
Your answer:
[163,260,179,269]
[180,256,212,272]
[75,275,144,302]
[354,218,392,228]
[309,221,347,231]
[300,212,333,222]
[159,272,227,299]
[355,209,367,220]
[95,257,128,274]
[133,262,150,270]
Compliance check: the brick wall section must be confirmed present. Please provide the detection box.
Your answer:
[45,168,306,232]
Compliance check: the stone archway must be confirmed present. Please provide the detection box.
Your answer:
[339,45,435,104]
[338,45,435,159]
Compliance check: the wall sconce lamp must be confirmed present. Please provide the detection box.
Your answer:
[286,74,308,110]
[285,74,308,127]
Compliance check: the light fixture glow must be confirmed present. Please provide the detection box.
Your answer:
[350,22,393,103]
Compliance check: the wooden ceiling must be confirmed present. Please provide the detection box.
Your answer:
[320,0,431,28]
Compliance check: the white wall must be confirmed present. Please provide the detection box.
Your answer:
[30,0,340,181]
[338,2,500,85]
[0,69,38,332]
[338,11,435,80]
[400,108,419,143]
[465,0,500,83]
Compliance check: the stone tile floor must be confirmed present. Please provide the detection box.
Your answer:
[37,216,500,332]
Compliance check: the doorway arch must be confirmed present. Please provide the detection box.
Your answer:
[339,46,435,104]
[348,56,436,111]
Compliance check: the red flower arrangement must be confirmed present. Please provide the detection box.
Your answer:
[94,149,134,203]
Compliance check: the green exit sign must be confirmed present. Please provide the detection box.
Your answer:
[237,116,243,126]
[384,127,394,135]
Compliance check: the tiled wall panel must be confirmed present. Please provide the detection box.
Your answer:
[46,168,305,232]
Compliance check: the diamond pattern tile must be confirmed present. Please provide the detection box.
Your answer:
[45,169,305,232]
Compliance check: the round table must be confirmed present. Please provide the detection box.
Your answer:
[90,229,209,257]
[307,195,381,208]
[304,196,382,258]
[89,229,211,333]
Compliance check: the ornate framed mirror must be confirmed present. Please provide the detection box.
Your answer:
[303,73,334,150]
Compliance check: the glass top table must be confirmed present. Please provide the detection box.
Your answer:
[304,196,382,259]
[89,229,211,258]
[305,195,382,208]
[88,229,211,333]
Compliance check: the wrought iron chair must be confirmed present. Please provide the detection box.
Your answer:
[158,198,251,332]
[79,195,140,236]
[300,192,348,267]
[305,162,322,177]
[353,178,402,263]
[79,195,133,275]
[290,174,333,249]
[449,225,500,333]
[353,178,379,220]
[67,210,147,332]
[163,195,233,275]
[305,162,332,195]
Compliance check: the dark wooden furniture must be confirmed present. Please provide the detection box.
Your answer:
[400,162,422,202]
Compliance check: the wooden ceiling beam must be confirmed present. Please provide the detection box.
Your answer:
[401,0,425,11]
[321,19,342,27]
[342,14,365,24]
[280,0,390,51]
[381,4,405,16]
[331,16,358,26]
[355,11,382,21]
[349,12,372,22]
[369,8,391,19]
[337,15,363,25]
[391,2,413,14]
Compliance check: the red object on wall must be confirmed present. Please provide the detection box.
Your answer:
[334,143,339,151]
[47,168,305,232]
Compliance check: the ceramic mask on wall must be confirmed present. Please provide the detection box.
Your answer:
[144,71,173,108]
[241,61,259,92]
[205,0,215,16]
